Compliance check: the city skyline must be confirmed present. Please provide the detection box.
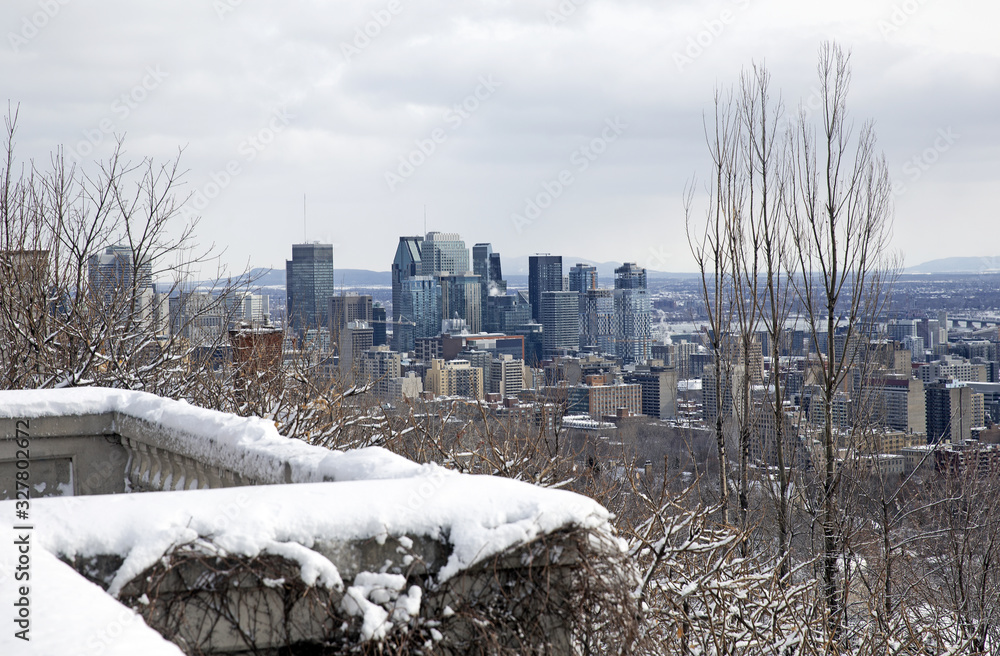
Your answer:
[3,1,998,277]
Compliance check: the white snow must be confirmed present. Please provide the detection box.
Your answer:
[341,572,423,640]
[0,546,184,655]
[16,470,609,594]
[0,388,435,484]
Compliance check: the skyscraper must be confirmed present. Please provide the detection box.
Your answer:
[488,252,502,286]
[581,288,615,355]
[568,263,597,294]
[926,380,972,444]
[541,290,579,359]
[472,243,493,281]
[473,242,506,295]
[440,272,483,333]
[372,304,387,347]
[396,276,442,353]
[329,294,373,333]
[528,255,562,322]
[614,262,651,364]
[88,245,153,305]
[285,243,334,337]
[474,243,506,327]
[420,232,469,276]
[88,245,156,328]
[391,236,423,351]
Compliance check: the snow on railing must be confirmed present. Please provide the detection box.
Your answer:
[0,388,435,496]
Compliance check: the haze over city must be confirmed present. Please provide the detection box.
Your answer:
[3,0,999,276]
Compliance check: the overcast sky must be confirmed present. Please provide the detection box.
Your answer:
[3,1,998,276]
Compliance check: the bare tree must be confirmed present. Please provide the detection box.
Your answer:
[786,42,897,638]
[686,89,741,525]
[0,109,249,396]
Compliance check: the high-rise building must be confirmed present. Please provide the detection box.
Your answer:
[340,320,374,379]
[613,263,651,364]
[88,245,153,303]
[360,346,402,399]
[541,290,579,359]
[88,245,156,330]
[568,263,597,294]
[485,293,531,334]
[886,319,917,343]
[926,380,972,445]
[372,304,387,347]
[391,236,423,350]
[233,292,270,326]
[488,253,502,287]
[440,273,483,333]
[472,243,494,284]
[581,288,614,356]
[490,354,525,397]
[473,243,506,314]
[396,276,442,353]
[329,294,373,344]
[285,243,334,337]
[528,255,563,322]
[869,376,926,436]
[624,365,679,420]
[169,292,231,343]
[420,232,469,277]
[425,358,484,399]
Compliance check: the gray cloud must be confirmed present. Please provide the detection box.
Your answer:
[2,0,998,274]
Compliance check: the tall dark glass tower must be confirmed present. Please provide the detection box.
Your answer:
[391,236,423,350]
[396,276,442,352]
[285,243,334,337]
[528,254,562,323]
[474,243,506,327]
[372,304,387,347]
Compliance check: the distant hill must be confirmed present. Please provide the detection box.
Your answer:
[247,268,391,288]
[242,262,697,292]
[906,257,1000,274]
[503,256,697,281]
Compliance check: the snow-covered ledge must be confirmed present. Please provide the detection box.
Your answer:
[0,389,629,654]
[0,388,432,497]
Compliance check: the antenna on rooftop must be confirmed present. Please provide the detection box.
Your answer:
[303,194,307,242]
[423,204,427,235]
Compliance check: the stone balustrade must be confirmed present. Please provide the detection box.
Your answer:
[0,389,630,655]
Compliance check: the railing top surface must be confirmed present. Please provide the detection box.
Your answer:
[0,388,427,484]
